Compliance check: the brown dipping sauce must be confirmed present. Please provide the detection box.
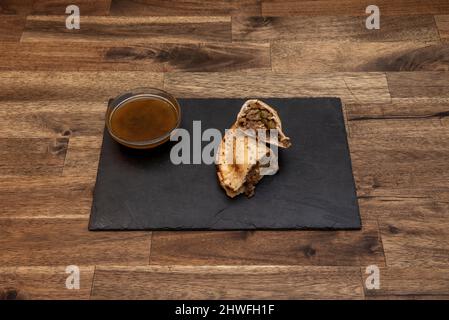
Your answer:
[109,97,178,143]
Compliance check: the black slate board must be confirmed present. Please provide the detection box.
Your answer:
[89,98,361,230]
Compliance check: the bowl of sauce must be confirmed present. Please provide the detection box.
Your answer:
[106,88,181,149]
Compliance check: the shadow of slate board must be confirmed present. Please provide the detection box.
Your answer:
[89,98,361,230]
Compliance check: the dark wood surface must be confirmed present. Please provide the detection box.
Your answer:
[1,0,449,300]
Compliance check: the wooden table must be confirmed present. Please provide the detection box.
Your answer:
[1,1,449,300]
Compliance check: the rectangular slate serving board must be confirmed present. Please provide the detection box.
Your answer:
[89,98,361,230]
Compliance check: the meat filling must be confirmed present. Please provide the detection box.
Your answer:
[244,164,261,197]
[237,106,277,132]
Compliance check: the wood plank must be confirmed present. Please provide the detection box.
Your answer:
[387,72,449,98]
[0,113,103,138]
[165,71,391,104]
[360,197,449,219]
[0,176,94,218]
[349,118,448,138]
[91,266,363,299]
[150,219,384,266]
[356,175,449,201]
[347,98,449,201]
[262,0,449,16]
[0,138,68,176]
[0,0,34,15]
[32,0,111,15]
[0,15,27,42]
[382,219,449,269]
[272,42,449,73]
[62,136,102,178]
[110,0,261,16]
[436,15,449,41]
[0,266,94,300]
[363,267,449,299]
[0,42,142,72]
[349,124,449,200]
[346,98,449,120]
[376,200,449,268]
[22,16,232,43]
[232,15,439,42]
[0,42,270,72]
[0,219,151,266]
[0,100,106,114]
[359,198,449,268]
[0,72,163,101]
[0,101,104,138]
[107,42,270,72]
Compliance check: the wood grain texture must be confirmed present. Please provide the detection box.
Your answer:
[349,121,449,200]
[359,198,449,268]
[232,15,439,42]
[110,0,261,16]
[346,98,449,120]
[62,136,102,178]
[0,177,94,218]
[91,266,363,299]
[363,267,449,299]
[436,15,449,41]
[165,72,391,104]
[0,138,68,176]
[22,16,232,43]
[0,15,27,42]
[0,101,104,138]
[381,225,449,267]
[0,72,163,101]
[349,116,449,138]
[347,97,449,202]
[387,72,449,98]
[0,0,448,300]
[378,201,449,268]
[0,266,94,300]
[0,219,151,266]
[272,42,449,73]
[105,42,270,72]
[150,219,384,266]
[32,0,111,15]
[262,0,449,16]
[0,42,137,72]
[0,42,270,72]
[0,0,33,15]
